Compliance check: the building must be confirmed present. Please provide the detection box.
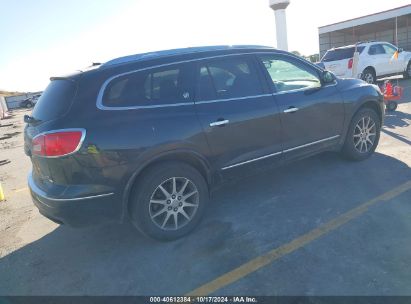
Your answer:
[319,5,411,58]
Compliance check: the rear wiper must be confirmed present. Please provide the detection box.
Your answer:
[24,115,41,124]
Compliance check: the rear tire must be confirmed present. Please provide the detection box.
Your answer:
[129,161,208,241]
[362,68,376,84]
[341,108,381,161]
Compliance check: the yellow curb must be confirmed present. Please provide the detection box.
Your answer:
[0,182,5,201]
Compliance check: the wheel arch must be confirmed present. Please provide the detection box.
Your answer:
[403,60,411,78]
[340,98,383,146]
[362,66,377,77]
[121,150,212,221]
[341,99,382,160]
[357,100,383,124]
[363,66,376,73]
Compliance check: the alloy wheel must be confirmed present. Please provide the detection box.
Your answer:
[363,73,374,84]
[353,116,377,153]
[149,177,199,231]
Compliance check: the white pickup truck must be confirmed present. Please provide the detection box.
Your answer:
[319,41,411,84]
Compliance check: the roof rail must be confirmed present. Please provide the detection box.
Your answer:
[356,40,377,45]
[100,45,275,68]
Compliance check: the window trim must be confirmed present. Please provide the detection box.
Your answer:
[196,93,273,105]
[96,52,327,111]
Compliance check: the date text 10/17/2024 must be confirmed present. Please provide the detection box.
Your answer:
[149,297,258,303]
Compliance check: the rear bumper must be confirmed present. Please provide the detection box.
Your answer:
[28,172,120,227]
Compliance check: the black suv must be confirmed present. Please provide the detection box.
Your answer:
[24,46,384,240]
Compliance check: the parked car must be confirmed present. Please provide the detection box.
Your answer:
[321,41,411,83]
[20,94,41,108]
[24,45,384,240]
[20,98,35,108]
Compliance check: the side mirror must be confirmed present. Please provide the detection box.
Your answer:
[322,70,335,84]
[263,60,272,69]
[398,48,404,53]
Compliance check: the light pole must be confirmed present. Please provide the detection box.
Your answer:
[269,0,290,51]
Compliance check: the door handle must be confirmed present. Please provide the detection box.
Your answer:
[210,119,229,127]
[284,107,299,113]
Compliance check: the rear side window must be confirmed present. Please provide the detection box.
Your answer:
[368,44,385,55]
[32,80,77,121]
[321,46,365,62]
[102,64,191,107]
[196,57,263,101]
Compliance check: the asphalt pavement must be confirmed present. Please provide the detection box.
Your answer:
[0,82,410,296]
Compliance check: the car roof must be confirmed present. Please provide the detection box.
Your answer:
[328,44,365,51]
[328,40,394,52]
[100,45,276,68]
[50,45,286,80]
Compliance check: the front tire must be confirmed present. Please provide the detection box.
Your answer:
[403,61,411,79]
[341,108,381,161]
[130,161,208,241]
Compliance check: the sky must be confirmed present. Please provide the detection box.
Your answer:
[1,0,410,92]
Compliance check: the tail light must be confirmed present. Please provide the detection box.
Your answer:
[32,129,85,157]
[348,58,353,69]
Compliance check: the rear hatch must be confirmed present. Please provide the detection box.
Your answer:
[321,46,365,77]
[24,78,78,154]
[25,77,79,188]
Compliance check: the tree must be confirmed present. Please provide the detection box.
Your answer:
[308,54,320,63]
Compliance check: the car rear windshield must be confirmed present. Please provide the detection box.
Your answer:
[32,79,77,121]
[321,46,365,62]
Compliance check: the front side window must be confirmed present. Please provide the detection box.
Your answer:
[102,64,189,107]
[196,57,263,101]
[382,44,397,56]
[258,55,321,93]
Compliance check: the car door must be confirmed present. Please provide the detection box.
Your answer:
[193,55,283,176]
[256,54,345,159]
[368,44,391,76]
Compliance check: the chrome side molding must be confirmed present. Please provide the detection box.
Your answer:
[283,135,340,153]
[222,151,282,170]
[222,135,340,170]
